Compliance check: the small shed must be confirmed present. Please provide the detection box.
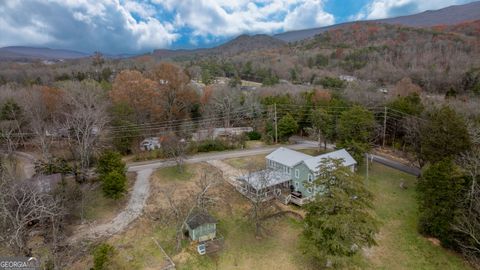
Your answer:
[185,211,217,242]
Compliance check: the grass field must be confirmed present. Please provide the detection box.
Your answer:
[359,163,471,270]
[74,160,472,269]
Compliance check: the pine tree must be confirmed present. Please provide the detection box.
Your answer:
[417,159,465,247]
[302,158,378,267]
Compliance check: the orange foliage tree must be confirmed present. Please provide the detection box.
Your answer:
[110,70,161,123]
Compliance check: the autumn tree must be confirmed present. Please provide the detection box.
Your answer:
[110,70,160,123]
[392,77,422,97]
[147,63,198,123]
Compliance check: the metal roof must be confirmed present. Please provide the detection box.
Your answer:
[186,210,217,229]
[265,147,313,167]
[238,169,292,190]
[303,149,357,171]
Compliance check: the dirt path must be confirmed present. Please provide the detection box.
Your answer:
[68,168,153,243]
[206,160,244,186]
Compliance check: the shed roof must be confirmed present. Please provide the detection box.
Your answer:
[186,211,217,230]
[265,147,313,167]
[303,149,357,171]
[238,169,292,191]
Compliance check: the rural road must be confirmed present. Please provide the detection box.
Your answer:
[368,154,421,176]
[127,143,320,172]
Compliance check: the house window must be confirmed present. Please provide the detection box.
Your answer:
[307,187,313,193]
[308,174,313,183]
[294,169,299,179]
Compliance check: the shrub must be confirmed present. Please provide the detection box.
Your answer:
[246,131,262,140]
[96,150,126,178]
[101,171,127,200]
[197,139,227,152]
[92,243,115,270]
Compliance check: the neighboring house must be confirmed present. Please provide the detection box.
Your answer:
[340,75,357,82]
[140,137,162,151]
[185,211,217,242]
[192,127,253,141]
[237,147,357,205]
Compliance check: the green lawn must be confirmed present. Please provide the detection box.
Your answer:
[358,163,471,270]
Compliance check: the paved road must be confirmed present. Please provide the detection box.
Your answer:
[369,154,421,176]
[128,143,318,172]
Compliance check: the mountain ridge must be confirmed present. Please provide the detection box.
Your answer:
[274,1,480,42]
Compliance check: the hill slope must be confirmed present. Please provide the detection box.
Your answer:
[153,34,285,59]
[275,1,480,42]
[0,46,88,61]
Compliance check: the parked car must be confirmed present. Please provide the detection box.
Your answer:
[140,137,161,151]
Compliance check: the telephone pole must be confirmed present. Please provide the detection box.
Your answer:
[274,103,278,144]
[382,106,387,148]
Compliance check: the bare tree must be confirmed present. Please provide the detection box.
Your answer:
[0,172,66,256]
[20,86,62,161]
[161,169,220,251]
[205,85,244,128]
[59,80,109,181]
[458,149,480,210]
[162,133,188,172]
[453,187,480,269]
[244,162,276,237]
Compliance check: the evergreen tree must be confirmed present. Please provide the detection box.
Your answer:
[420,106,471,164]
[337,106,375,163]
[417,159,465,247]
[277,113,298,141]
[302,158,378,267]
[101,170,127,200]
[96,150,126,177]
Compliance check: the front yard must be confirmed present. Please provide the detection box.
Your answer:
[72,157,472,269]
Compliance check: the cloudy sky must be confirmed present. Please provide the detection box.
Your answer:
[0,0,476,54]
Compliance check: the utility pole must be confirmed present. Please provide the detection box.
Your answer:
[382,106,387,148]
[274,103,278,144]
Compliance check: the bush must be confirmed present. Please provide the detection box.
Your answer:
[318,76,345,90]
[246,131,262,140]
[96,150,126,178]
[101,171,127,200]
[92,243,115,270]
[196,139,228,152]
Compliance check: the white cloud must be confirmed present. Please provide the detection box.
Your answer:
[0,0,335,52]
[0,0,179,53]
[155,0,334,37]
[356,0,472,20]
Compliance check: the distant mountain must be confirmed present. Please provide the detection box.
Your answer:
[153,34,285,59]
[275,1,480,42]
[0,46,88,61]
